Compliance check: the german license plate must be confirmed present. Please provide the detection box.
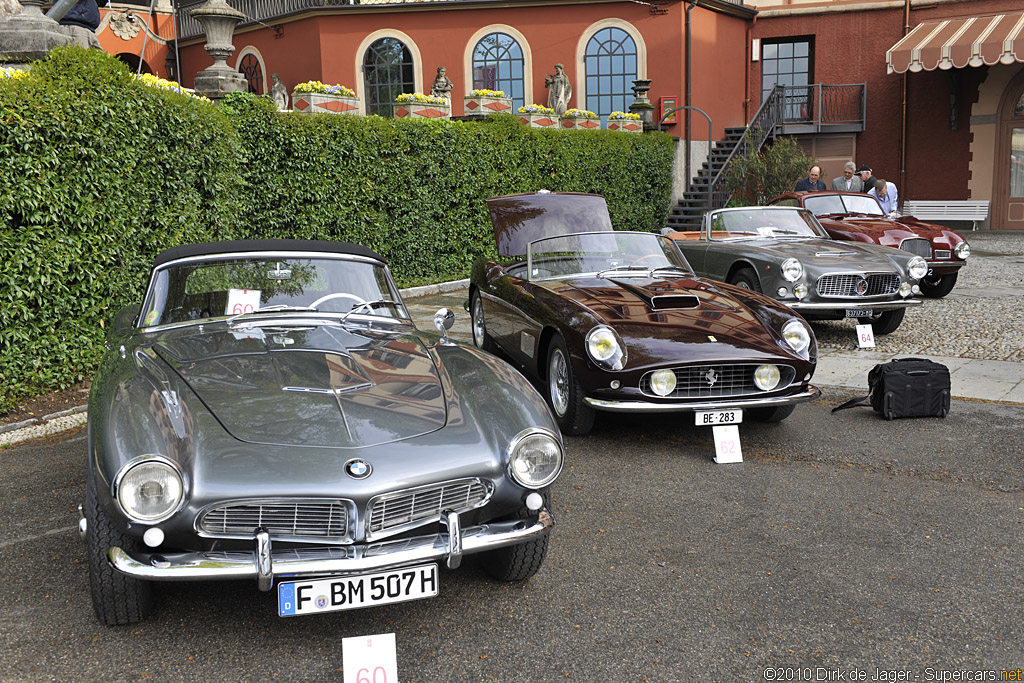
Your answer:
[695,409,743,426]
[278,563,438,616]
[845,308,872,318]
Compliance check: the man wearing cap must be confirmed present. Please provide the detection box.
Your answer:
[795,165,826,192]
[856,165,878,194]
[831,161,863,192]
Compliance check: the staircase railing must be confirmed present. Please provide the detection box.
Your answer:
[703,85,786,212]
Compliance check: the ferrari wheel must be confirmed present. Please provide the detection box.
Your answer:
[857,308,905,335]
[546,335,595,436]
[480,496,550,582]
[919,272,957,298]
[470,290,497,353]
[729,267,762,293]
[747,405,795,422]
[85,470,153,626]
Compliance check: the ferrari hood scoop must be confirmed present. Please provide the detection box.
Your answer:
[650,294,701,310]
[152,324,447,448]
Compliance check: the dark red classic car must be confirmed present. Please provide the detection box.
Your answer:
[769,191,970,298]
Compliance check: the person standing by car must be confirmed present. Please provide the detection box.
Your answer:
[869,178,900,216]
[831,162,863,192]
[857,165,878,194]
[795,165,826,192]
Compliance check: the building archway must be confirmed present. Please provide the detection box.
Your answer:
[994,67,1024,230]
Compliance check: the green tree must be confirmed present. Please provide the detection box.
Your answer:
[724,132,815,205]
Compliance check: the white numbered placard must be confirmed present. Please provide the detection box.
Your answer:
[343,633,398,683]
[712,424,743,463]
[225,288,261,316]
[855,323,876,348]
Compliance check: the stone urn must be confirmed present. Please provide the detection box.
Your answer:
[189,0,247,100]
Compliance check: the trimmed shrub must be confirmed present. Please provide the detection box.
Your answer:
[0,48,674,411]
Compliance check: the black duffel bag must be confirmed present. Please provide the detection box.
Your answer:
[832,357,951,420]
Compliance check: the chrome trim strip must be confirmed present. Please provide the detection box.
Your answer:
[107,508,554,584]
[584,385,821,413]
[787,299,922,311]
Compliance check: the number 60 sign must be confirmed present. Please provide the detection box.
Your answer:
[343,633,398,683]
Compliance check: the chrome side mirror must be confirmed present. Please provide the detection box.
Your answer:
[433,308,455,345]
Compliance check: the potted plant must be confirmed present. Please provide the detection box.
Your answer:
[517,104,558,129]
[393,92,451,119]
[291,81,360,115]
[607,111,643,133]
[559,108,600,130]
[464,89,513,117]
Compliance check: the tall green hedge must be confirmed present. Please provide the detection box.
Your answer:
[0,48,674,411]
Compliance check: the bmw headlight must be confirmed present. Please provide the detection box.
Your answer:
[907,256,928,281]
[782,320,811,357]
[753,364,782,391]
[586,325,626,370]
[781,258,803,283]
[508,429,563,489]
[649,369,677,397]
[954,241,970,259]
[116,457,184,522]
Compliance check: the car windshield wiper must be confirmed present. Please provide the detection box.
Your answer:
[339,299,403,323]
[227,304,320,325]
[650,266,692,277]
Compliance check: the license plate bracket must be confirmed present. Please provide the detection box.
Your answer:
[278,563,439,616]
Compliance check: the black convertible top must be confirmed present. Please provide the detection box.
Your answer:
[153,240,385,268]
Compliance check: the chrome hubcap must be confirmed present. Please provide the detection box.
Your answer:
[472,297,485,347]
[549,348,569,416]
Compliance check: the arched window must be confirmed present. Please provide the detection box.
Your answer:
[472,32,525,110]
[239,54,263,95]
[584,27,637,121]
[363,38,415,117]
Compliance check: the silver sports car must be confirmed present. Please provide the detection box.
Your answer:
[82,239,563,625]
[666,206,928,335]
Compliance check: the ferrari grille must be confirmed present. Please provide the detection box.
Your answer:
[899,238,932,259]
[199,501,350,539]
[816,273,900,298]
[368,478,490,538]
[639,364,797,399]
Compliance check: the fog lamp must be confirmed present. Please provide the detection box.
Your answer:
[649,369,677,397]
[753,364,781,391]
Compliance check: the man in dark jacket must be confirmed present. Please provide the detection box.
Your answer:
[58,0,100,30]
[794,165,826,192]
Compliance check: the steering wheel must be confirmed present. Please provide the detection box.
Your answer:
[628,254,666,268]
[308,292,367,310]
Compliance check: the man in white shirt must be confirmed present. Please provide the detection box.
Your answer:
[831,161,864,192]
[869,178,899,216]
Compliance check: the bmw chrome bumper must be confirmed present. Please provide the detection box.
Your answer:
[585,385,821,413]
[107,508,553,591]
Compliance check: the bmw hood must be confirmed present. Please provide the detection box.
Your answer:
[149,322,446,448]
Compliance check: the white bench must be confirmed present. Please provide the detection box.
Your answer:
[901,200,990,231]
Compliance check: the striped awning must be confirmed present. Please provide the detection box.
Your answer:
[887,11,1024,74]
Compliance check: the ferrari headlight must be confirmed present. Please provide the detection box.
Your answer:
[908,256,928,281]
[586,325,626,370]
[116,457,183,522]
[649,369,677,397]
[954,241,970,259]
[508,430,563,489]
[781,258,803,283]
[753,364,782,391]
[782,320,811,356]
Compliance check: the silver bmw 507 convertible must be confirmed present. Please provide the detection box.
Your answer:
[82,239,563,625]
